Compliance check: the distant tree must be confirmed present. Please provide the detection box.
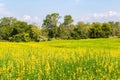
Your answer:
[110,22,120,37]
[58,24,70,39]
[72,22,89,39]
[29,24,41,42]
[42,13,60,38]
[101,23,113,38]
[9,32,30,42]
[9,21,31,42]
[0,17,17,27]
[114,22,120,37]
[58,15,74,39]
[89,22,102,38]
[0,17,42,42]
[41,26,49,38]
[11,21,29,36]
[63,15,74,26]
[58,24,71,39]
[109,21,115,36]
[0,27,12,40]
[1,14,120,41]
[0,17,17,40]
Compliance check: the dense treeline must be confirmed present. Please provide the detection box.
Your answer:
[0,13,120,42]
[0,17,41,42]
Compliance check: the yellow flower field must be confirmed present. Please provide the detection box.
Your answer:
[0,38,120,80]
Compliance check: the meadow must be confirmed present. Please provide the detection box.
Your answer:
[0,38,120,80]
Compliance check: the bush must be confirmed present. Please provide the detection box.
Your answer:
[9,33,31,42]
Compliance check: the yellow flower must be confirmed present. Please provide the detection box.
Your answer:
[45,61,51,75]
[31,55,36,60]
[96,69,101,73]
[16,77,21,80]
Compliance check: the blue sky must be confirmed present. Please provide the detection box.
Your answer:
[0,0,120,24]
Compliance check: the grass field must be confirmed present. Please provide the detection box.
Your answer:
[0,38,120,80]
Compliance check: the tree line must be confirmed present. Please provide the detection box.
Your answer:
[0,13,120,42]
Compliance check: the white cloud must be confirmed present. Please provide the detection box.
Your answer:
[22,15,31,21]
[93,11,120,18]
[21,15,40,22]
[75,11,120,23]
[33,16,41,23]
[20,15,41,26]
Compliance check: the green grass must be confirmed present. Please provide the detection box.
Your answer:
[0,38,120,80]
[47,38,120,49]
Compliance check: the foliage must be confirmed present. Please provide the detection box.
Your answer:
[109,22,120,37]
[9,33,30,42]
[0,14,120,42]
[89,22,112,38]
[58,15,74,39]
[89,22,103,38]
[101,23,113,38]
[0,17,41,42]
[42,13,60,38]
[72,22,89,39]
[29,25,41,42]
[63,15,74,26]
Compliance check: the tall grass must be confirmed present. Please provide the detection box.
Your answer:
[0,38,120,80]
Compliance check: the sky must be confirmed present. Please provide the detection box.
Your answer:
[0,0,120,25]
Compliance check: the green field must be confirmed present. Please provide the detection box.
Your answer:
[0,38,120,80]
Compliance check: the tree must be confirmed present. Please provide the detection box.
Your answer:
[42,13,60,38]
[110,22,120,37]
[11,21,29,35]
[29,24,41,42]
[58,24,75,39]
[0,17,17,28]
[0,27,12,40]
[101,23,113,38]
[58,15,74,39]
[0,17,17,40]
[9,21,31,42]
[89,22,102,38]
[0,17,43,42]
[9,32,30,42]
[115,22,120,37]
[72,22,89,39]
[63,15,74,26]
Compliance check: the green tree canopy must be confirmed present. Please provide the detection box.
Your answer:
[63,15,74,26]
[42,13,60,38]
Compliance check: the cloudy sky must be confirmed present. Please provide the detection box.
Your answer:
[0,0,120,24]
